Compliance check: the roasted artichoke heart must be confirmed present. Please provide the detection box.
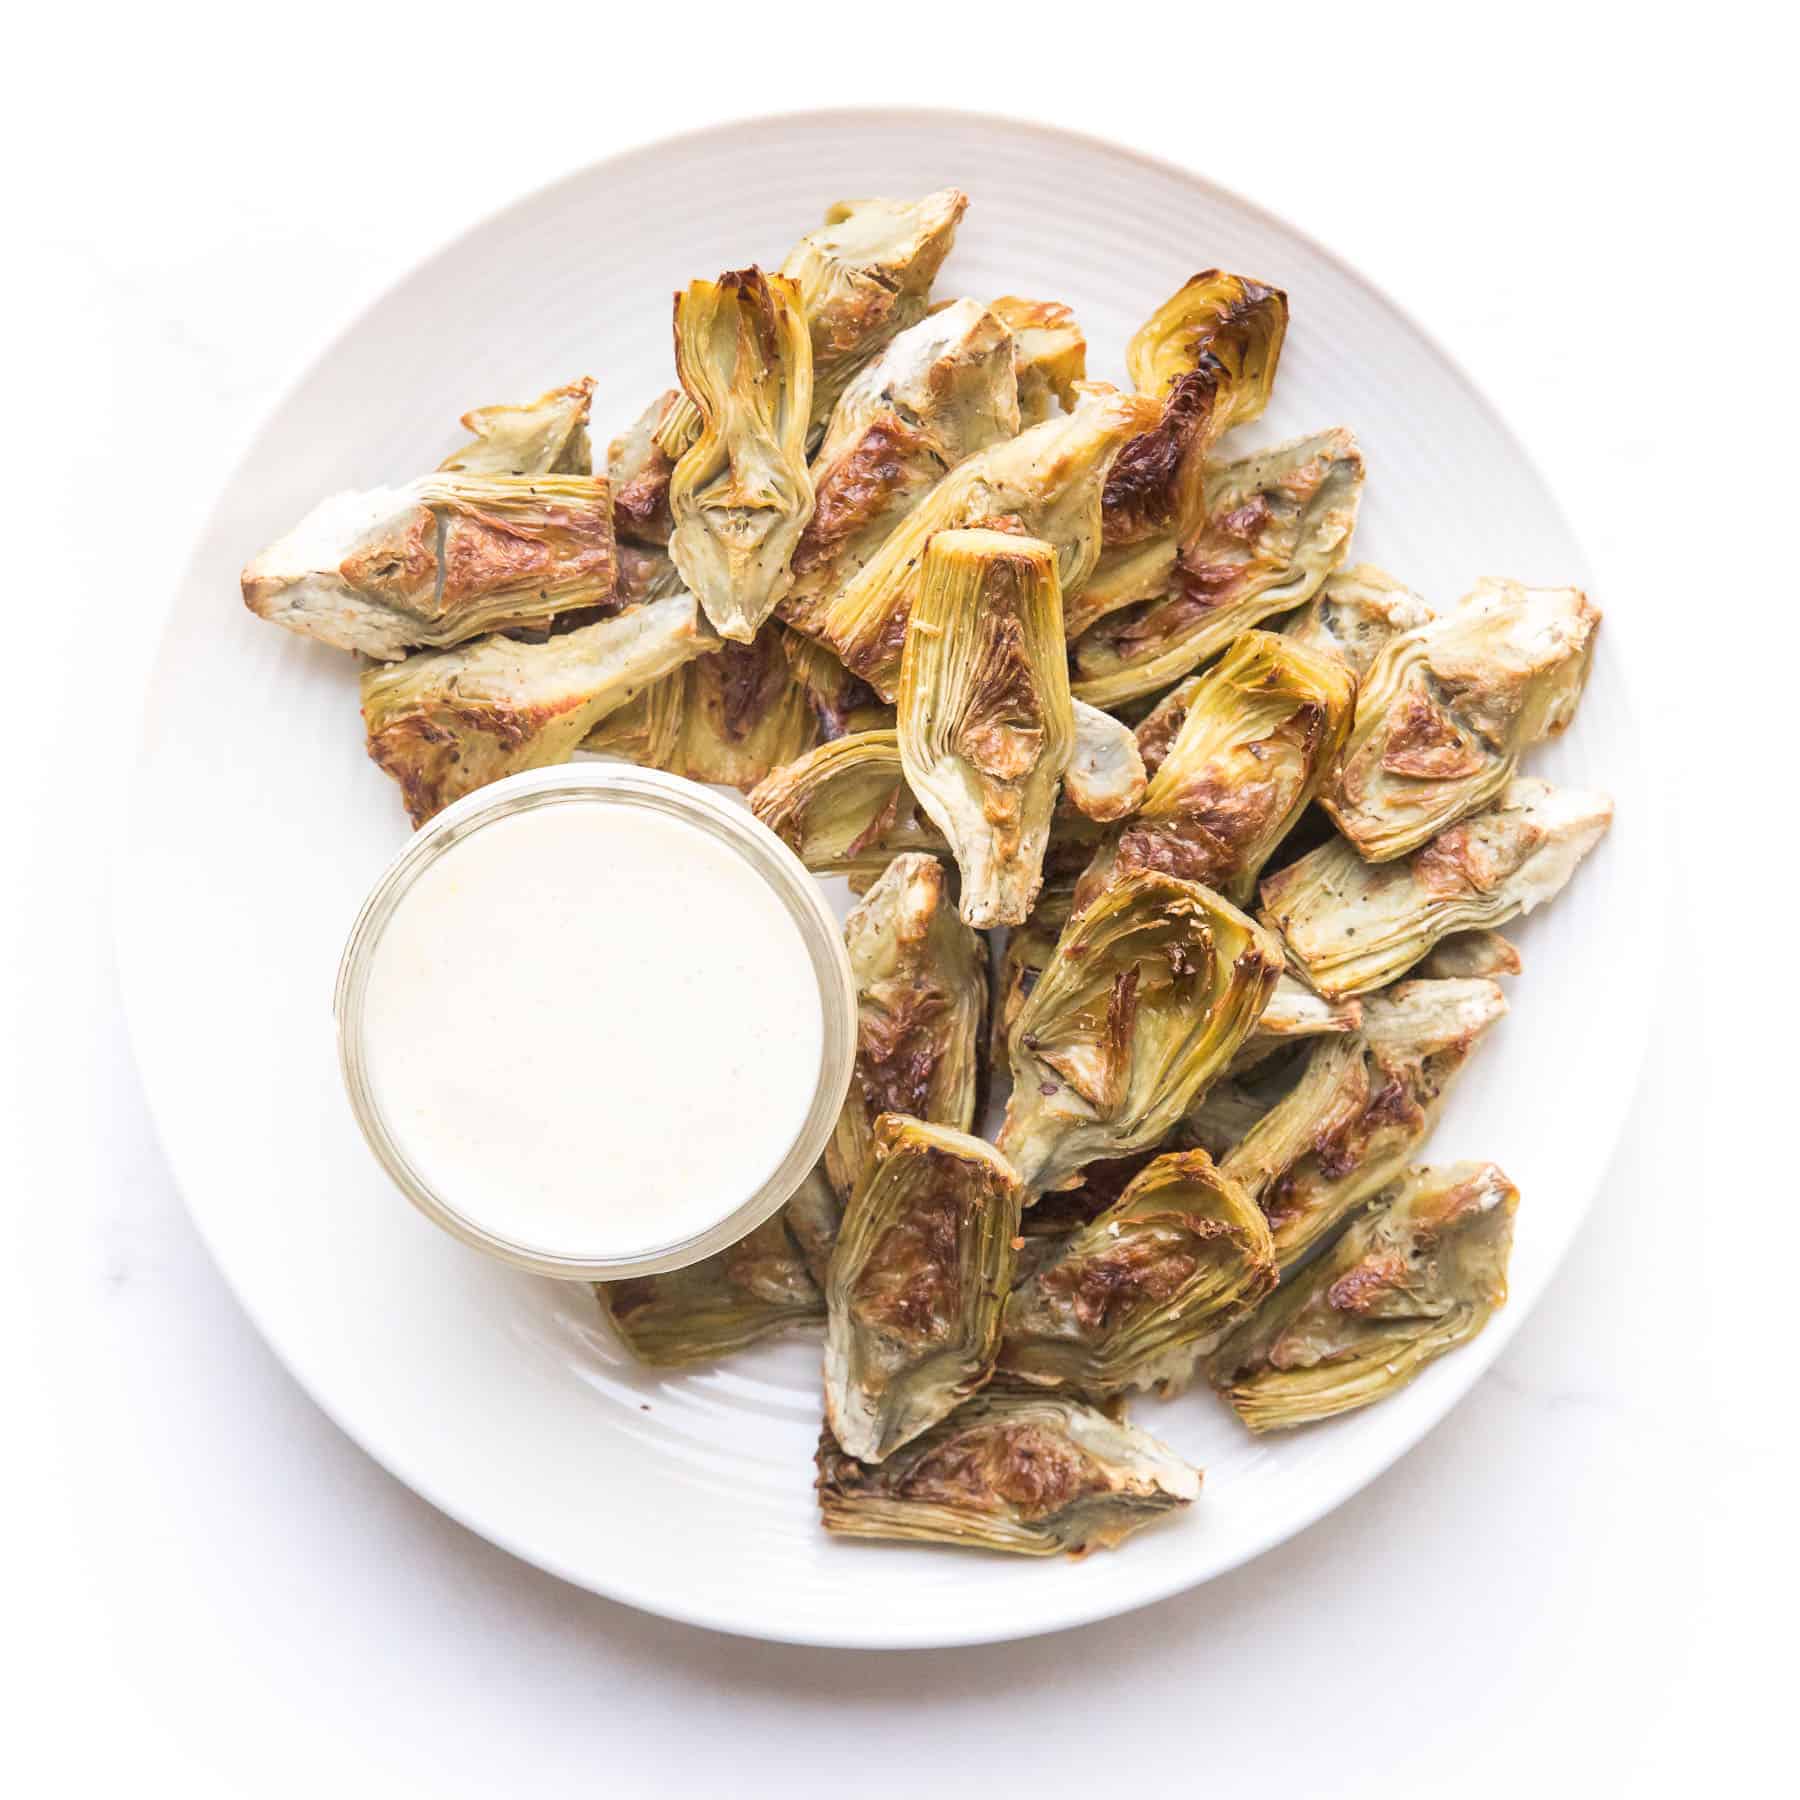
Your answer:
[1262,777,1612,997]
[784,301,1020,645]
[830,853,987,1202]
[1071,428,1365,708]
[1284,563,1433,675]
[362,593,716,826]
[1322,579,1601,860]
[1212,1160,1517,1429]
[438,377,594,477]
[596,1210,822,1366]
[812,382,1164,700]
[816,1383,1199,1555]
[668,268,815,642]
[897,529,1077,927]
[1064,701,1149,823]
[1125,270,1288,441]
[824,1114,1024,1462]
[1000,1148,1276,1396]
[997,871,1283,1194]
[991,295,1088,425]
[780,629,894,741]
[748,728,945,881]
[1071,631,1356,914]
[1214,977,1507,1268]
[242,472,618,661]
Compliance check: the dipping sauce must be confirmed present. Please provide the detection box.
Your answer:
[351,782,837,1267]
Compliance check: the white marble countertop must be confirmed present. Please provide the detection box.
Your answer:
[3,9,1781,1792]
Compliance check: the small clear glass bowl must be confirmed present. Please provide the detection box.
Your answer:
[334,765,856,1281]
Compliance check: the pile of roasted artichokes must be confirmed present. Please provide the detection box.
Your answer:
[244,189,1610,1560]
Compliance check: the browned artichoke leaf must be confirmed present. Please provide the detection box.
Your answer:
[595,1209,822,1366]
[608,389,681,546]
[1071,428,1365,708]
[1125,270,1289,440]
[1284,563,1433,675]
[829,853,988,1202]
[825,1115,1024,1462]
[1212,1161,1516,1429]
[361,593,716,826]
[816,1382,1199,1555]
[1322,578,1601,860]
[781,630,894,741]
[990,295,1088,425]
[242,472,619,661]
[438,377,594,477]
[670,624,819,790]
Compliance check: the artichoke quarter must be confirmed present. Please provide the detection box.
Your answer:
[824,1114,1024,1462]
[748,728,946,883]
[990,295,1088,426]
[241,471,619,662]
[1071,428,1365,709]
[438,376,594,478]
[816,1382,1199,1555]
[897,529,1078,927]
[1261,777,1613,997]
[829,852,988,1203]
[667,268,816,642]
[1322,578,1601,860]
[1211,1160,1517,1430]
[1000,1148,1277,1397]
[595,1210,822,1367]
[996,871,1283,1195]
[361,593,716,826]
[1284,563,1433,676]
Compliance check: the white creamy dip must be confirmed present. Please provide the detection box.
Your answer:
[359,798,825,1260]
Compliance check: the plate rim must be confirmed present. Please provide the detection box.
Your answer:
[113,104,1667,1649]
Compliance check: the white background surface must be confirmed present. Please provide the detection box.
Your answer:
[2,4,1788,1792]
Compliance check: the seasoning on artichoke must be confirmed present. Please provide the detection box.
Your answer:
[1322,578,1602,860]
[241,471,618,661]
[815,1382,1200,1555]
[824,1114,1024,1462]
[784,1162,845,1288]
[1262,777,1613,997]
[781,629,894,741]
[1284,563,1433,675]
[667,267,816,642]
[1071,631,1357,919]
[1064,700,1149,823]
[1217,976,1508,1267]
[997,871,1283,1194]
[896,529,1077,927]
[1211,1160,1517,1430]
[1071,428,1365,708]
[810,382,1164,700]
[990,295,1088,425]
[361,593,716,825]
[782,301,1020,641]
[748,728,946,881]
[999,1148,1276,1396]
[438,376,594,477]
[829,853,987,1201]
[596,1210,822,1367]
[1417,929,1523,980]
[608,390,681,545]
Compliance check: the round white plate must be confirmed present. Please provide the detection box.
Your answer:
[117,109,1656,1648]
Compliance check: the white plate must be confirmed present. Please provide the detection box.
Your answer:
[117,109,1657,1648]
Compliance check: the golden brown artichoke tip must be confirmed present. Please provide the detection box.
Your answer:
[608,390,681,545]
[1125,270,1289,439]
[1071,427,1366,708]
[1284,563,1434,675]
[242,471,618,661]
[990,296,1088,425]
[815,1381,1200,1556]
[361,593,717,827]
[824,1114,1024,1463]
[1070,631,1358,915]
[813,382,1165,700]
[438,377,595,477]
[783,300,1021,642]
[1064,701,1149,822]
[668,268,816,642]
[999,1147,1277,1397]
[748,727,945,881]
[1322,578,1602,861]
[897,530,1077,928]
[1211,1159,1517,1431]
[1261,776,1613,998]
[829,852,988,1203]
[1215,976,1508,1268]
[997,870,1283,1195]
[595,1209,822,1367]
